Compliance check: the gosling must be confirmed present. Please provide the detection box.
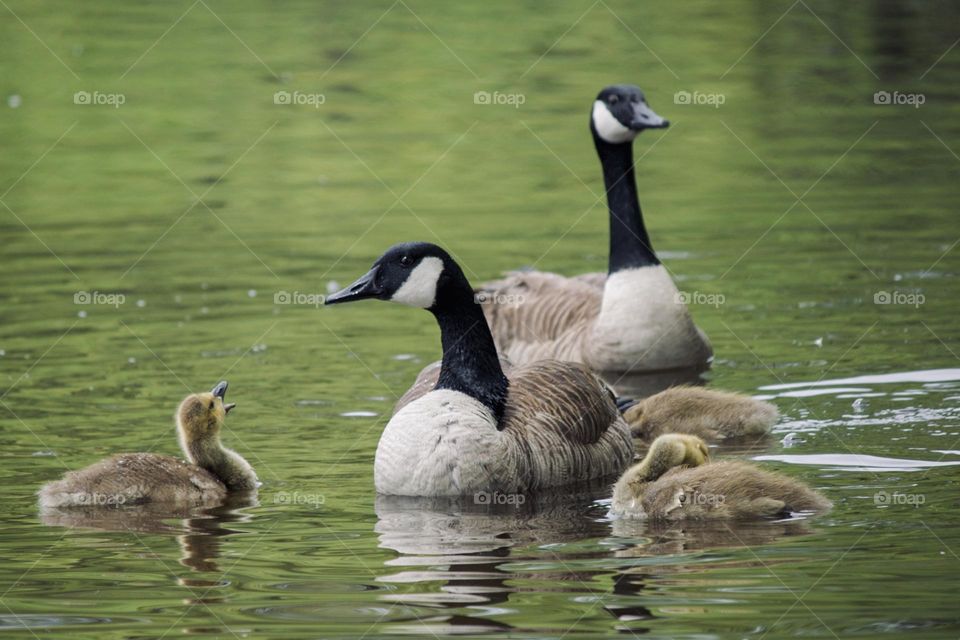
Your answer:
[621,386,778,442]
[611,434,831,519]
[38,381,257,509]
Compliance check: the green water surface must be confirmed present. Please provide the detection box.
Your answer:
[1,1,959,638]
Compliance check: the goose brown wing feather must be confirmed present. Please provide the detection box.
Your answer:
[477,271,602,346]
[501,361,619,445]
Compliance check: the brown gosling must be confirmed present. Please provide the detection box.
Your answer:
[38,381,257,509]
[622,386,778,442]
[611,434,831,520]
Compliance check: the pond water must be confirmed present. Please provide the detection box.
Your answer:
[2,1,959,638]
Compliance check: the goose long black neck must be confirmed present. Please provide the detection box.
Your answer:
[593,131,660,272]
[430,278,509,425]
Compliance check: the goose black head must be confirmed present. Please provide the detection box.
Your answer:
[591,84,669,144]
[325,242,466,310]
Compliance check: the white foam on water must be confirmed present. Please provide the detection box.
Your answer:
[753,453,960,472]
[759,368,960,391]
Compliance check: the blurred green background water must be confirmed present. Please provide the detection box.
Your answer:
[1,0,959,638]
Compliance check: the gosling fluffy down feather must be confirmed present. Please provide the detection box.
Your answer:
[37,453,227,509]
[632,460,832,520]
[37,382,256,510]
[622,386,779,442]
[611,434,830,520]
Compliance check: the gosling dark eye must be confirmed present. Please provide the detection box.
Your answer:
[399,255,413,267]
[608,95,619,105]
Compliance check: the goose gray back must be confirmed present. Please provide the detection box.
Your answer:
[326,242,634,497]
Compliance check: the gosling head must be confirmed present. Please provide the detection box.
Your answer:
[651,433,710,468]
[176,380,236,446]
[591,84,669,145]
[325,242,467,311]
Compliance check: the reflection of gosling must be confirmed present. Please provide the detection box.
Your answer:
[622,386,778,442]
[38,381,257,509]
[611,434,830,519]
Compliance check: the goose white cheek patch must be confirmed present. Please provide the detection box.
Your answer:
[592,100,636,144]
[392,256,444,308]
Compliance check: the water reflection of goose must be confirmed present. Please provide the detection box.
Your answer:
[374,486,611,556]
[373,486,610,633]
[38,493,258,578]
[374,484,823,635]
[604,518,818,628]
[610,518,818,557]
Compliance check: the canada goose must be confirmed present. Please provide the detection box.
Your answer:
[611,434,831,519]
[325,241,634,497]
[391,361,775,445]
[622,386,778,442]
[478,84,712,374]
[38,381,257,509]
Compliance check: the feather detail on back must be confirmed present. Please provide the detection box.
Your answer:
[637,461,832,520]
[477,271,601,364]
[37,453,227,509]
[571,272,607,289]
[622,386,778,442]
[477,266,712,372]
[611,435,830,520]
[378,360,634,496]
[500,361,620,446]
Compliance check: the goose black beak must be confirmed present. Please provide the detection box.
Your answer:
[629,101,669,130]
[211,380,236,413]
[325,266,382,305]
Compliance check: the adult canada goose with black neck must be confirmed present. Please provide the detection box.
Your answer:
[326,242,634,497]
[478,84,712,374]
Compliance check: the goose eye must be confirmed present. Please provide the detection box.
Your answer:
[631,96,640,103]
[399,256,413,267]
[608,95,619,105]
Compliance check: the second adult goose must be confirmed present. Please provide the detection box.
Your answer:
[325,242,634,497]
[478,84,712,373]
